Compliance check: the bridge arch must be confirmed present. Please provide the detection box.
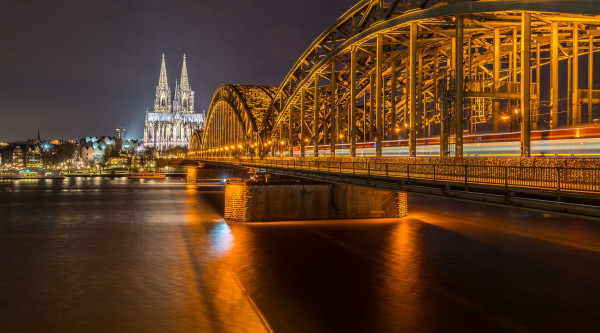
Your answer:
[198,84,277,157]
[190,129,202,152]
[262,0,600,158]
[195,0,600,159]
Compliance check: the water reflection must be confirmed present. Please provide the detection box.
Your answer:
[378,220,424,331]
[2,179,600,332]
[0,178,270,333]
[180,184,268,332]
[223,205,600,332]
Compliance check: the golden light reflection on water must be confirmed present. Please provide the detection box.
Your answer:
[181,186,270,333]
[409,211,600,253]
[378,219,424,329]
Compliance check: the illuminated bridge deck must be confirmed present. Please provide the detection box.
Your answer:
[200,158,600,221]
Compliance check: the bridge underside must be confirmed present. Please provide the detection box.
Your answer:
[202,158,600,221]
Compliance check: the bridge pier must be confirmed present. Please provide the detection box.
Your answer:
[224,178,407,222]
[187,167,197,183]
[186,165,248,182]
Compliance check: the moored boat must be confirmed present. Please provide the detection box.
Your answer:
[0,168,65,179]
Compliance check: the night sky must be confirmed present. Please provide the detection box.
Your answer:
[1,0,357,141]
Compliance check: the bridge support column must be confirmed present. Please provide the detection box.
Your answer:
[314,73,319,157]
[551,22,559,129]
[455,15,464,158]
[224,179,407,222]
[300,88,306,158]
[277,122,281,157]
[433,52,438,137]
[331,60,337,157]
[391,61,397,139]
[289,108,294,158]
[572,23,580,126]
[521,11,531,157]
[409,21,417,157]
[350,47,357,157]
[534,42,540,130]
[375,33,384,157]
[493,28,501,133]
[589,35,594,124]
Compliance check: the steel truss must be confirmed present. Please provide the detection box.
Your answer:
[200,84,277,157]
[197,0,600,159]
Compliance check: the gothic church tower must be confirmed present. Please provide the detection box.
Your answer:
[174,55,194,113]
[153,54,172,113]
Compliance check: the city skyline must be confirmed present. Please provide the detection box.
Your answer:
[0,0,356,141]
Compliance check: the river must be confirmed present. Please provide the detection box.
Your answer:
[1,177,599,332]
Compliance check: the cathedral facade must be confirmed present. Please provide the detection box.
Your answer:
[143,54,204,151]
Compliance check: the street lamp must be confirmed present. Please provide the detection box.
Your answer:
[279,140,285,157]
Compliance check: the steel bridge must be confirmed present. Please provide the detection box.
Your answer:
[189,0,600,219]
[193,0,600,159]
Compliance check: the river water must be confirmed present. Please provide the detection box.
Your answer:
[1,177,599,332]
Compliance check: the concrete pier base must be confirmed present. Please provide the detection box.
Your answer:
[186,167,197,183]
[187,166,250,183]
[225,179,407,222]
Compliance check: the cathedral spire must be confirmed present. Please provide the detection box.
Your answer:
[153,54,172,113]
[180,54,189,90]
[158,53,168,88]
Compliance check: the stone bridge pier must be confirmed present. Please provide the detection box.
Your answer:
[186,164,249,183]
[224,176,407,222]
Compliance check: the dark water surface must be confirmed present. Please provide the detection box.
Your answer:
[1,177,599,332]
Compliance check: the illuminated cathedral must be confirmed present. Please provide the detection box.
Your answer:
[143,54,204,151]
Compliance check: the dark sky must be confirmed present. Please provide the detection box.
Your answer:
[0,0,357,141]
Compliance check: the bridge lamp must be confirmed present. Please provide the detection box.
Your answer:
[339,134,344,139]
[394,127,401,133]
[501,115,510,121]
[268,140,272,145]
[225,147,229,150]
[280,140,285,145]
[514,108,520,114]
[304,138,309,143]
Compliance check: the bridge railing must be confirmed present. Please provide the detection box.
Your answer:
[204,158,600,194]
